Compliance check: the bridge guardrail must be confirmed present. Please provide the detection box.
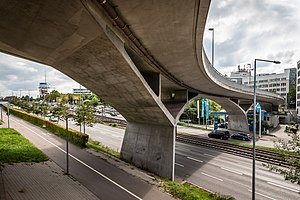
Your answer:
[202,50,284,101]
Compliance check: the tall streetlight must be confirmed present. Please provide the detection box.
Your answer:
[252,59,280,200]
[247,63,252,87]
[208,28,214,68]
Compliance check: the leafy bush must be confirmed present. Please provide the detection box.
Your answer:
[3,106,88,147]
[177,122,186,126]
[161,180,234,200]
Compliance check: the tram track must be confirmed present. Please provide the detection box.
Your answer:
[176,133,299,167]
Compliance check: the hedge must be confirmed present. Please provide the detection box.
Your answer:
[3,106,88,147]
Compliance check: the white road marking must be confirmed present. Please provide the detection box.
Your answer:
[220,167,243,175]
[187,156,203,163]
[13,119,143,200]
[267,182,300,193]
[247,189,277,200]
[204,153,215,157]
[175,163,184,167]
[201,172,223,182]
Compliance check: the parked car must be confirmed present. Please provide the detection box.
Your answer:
[208,130,230,140]
[218,122,228,129]
[50,117,59,123]
[231,133,252,141]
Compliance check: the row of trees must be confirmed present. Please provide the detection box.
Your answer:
[180,99,221,124]
[11,98,96,134]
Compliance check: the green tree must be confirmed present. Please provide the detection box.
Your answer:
[263,132,300,184]
[46,90,61,102]
[288,85,296,107]
[73,101,96,134]
[181,99,221,123]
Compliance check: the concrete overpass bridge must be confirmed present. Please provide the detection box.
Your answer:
[0,0,283,179]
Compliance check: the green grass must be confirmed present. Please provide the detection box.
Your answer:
[160,180,234,200]
[87,140,120,158]
[227,141,299,156]
[0,128,48,163]
[177,122,211,131]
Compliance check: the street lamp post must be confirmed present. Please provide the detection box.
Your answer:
[247,64,252,87]
[208,28,214,68]
[252,59,280,200]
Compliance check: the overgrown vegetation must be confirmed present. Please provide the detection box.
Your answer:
[263,132,300,184]
[180,99,221,124]
[0,120,3,125]
[0,128,48,163]
[177,122,211,131]
[159,180,234,200]
[87,140,120,158]
[3,106,88,147]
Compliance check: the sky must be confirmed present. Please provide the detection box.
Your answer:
[0,0,299,98]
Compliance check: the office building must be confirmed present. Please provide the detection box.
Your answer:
[229,66,296,106]
[296,60,300,119]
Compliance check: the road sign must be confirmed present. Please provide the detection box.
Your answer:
[255,103,261,111]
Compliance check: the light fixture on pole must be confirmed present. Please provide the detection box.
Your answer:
[252,59,280,200]
[208,28,214,68]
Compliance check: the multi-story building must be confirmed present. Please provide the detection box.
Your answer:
[296,60,300,119]
[73,88,91,95]
[229,67,296,106]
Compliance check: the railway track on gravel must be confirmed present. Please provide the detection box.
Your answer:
[176,133,299,167]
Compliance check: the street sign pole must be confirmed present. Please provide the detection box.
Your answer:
[66,115,69,175]
[1,106,2,121]
[259,108,262,138]
[197,99,200,125]
[7,104,10,128]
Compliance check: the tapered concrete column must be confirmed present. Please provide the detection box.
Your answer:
[210,96,250,132]
[121,122,175,180]
[227,114,249,132]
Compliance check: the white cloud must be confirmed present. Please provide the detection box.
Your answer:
[204,0,300,75]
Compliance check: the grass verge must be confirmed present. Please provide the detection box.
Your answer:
[0,128,48,163]
[227,141,298,156]
[86,140,120,158]
[177,122,211,131]
[159,180,234,200]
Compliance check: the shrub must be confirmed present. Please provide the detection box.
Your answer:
[3,106,88,147]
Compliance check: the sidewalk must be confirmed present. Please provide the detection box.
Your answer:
[0,161,100,200]
[0,121,100,200]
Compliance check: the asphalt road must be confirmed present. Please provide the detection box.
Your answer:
[3,114,174,200]
[59,120,300,200]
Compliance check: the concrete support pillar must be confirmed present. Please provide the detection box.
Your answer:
[121,122,175,180]
[228,114,249,132]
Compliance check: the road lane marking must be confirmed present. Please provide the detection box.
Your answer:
[247,189,277,200]
[175,163,184,167]
[267,182,300,193]
[220,167,243,175]
[187,157,203,163]
[13,119,143,200]
[204,153,215,157]
[201,172,223,182]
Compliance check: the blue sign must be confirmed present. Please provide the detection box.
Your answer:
[201,98,205,118]
[255,103,261,112]
[206,100,210,119]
